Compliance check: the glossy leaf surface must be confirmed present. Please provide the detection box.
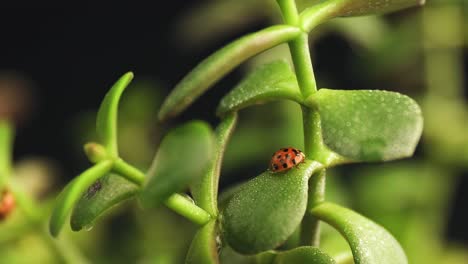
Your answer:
[70,173,139,231]
[222,160,323,254]
[96,72,134,156]
[216,60,301,116]
[274,246,336,264]
[191,113,237,215]
[185,220,219,264]
[307,89,423,161]
[311,202,407,264]
[158,25,301,121]
[140,121,214,208]
[49,161,113,237]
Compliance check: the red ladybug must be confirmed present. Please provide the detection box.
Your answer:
[270,147,305,172]
[0,189,15,220]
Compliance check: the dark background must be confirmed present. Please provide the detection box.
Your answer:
[1,3,467,247]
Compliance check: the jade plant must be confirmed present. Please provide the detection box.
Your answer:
[48,0,426,263]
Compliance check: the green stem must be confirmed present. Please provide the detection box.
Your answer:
[277,0,326,247]
[299,1,340,33]
[277,0,299,25]
[0,120,14,190]
[113,159,212,226]
[288,33,317,97]
[300,170,326,246]
[301,107,329,163]
[112,159,146,185]
[165,194,211,225]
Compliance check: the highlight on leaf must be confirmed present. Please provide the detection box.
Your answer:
[216,60,301,117]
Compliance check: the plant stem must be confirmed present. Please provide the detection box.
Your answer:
[300,169,326,246]
[289,33,317,97]
[113,159,212,226]
[165,194,212,225]
[277,0,325,247]
[277,0,299,26]
[0,120,13,190]
[112,159,146,185]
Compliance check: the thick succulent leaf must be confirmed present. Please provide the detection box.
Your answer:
[0,121,13,189]
[185,220,219,264]
[96,72,134,156]
[301,0,425,31]
[333,0,424,17]
[158,25,301,121]
[274,246,336,264]
[140,121,214,208]
[49,161,113,237]
[70,173,139,231]
[191,113,238,215]
[307,89,423,161]
[222,160,323,254]
[311,202,407,264]
[216,61,301,116]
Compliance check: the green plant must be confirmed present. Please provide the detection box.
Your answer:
[47,0,425,263]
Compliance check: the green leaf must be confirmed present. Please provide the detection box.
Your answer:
[140,121,214,208]
[158,25,301,121]
[70,173,139,231]
[216,61,301,116]
[96,72,134,156]
[0,120,14,190]
[191,113,238,215]
[185,220,219,264]
[274,246,336,264]
[222,160,323,254]
[49,161,113,237]
[306,89,423,161]
[311,202,407,264]
[300,0,425,32]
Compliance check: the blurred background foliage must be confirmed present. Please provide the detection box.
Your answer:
[0,0,467,263]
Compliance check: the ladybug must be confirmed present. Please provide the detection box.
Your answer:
[0,189,15,220]
[270,147,305,172]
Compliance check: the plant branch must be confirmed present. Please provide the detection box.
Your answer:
[276,0,300,26]
[0,120,14,190]
[113,159,212,226]
[300,169,326,246]
[165,194,212,225]
[112,159,146,185]
[277,0,326,248]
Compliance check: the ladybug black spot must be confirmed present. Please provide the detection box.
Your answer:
[283,148,289,152]
[276,155,281,159]
[292,149,298,154]
[292,159,296,164]
[282,163,288,169]
[273,164,279,170]
[285,154,290,159]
